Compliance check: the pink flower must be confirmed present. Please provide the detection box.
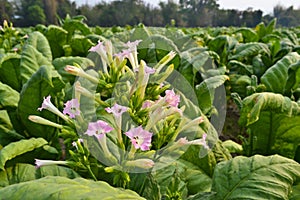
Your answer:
[63,99,80,118]
[134,65,156,75]
[38,95,69,121]
[125,126,153,151]
[105,103,128,117]
[164,89,180,107]
[89,40,106,53]
[124,40,142,50]
[188,133,209,149]
[142,100,154,109]
[84,120,113,140]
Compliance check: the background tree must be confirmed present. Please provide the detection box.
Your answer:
[43,0,57,24]
[0,0,14,22]
[159,0,184,26]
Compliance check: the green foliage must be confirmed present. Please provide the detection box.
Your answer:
[0,54,22,91]
[0,82,19,110]
[239,92,300,158]
[261,52,300,94]
[17,66,65,140]
[0,176,145,199]
[211,155,300,199]
[0,138,47,170]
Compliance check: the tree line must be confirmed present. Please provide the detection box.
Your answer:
[1,0,300,27]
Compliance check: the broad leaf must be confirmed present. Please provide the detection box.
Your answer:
[0,176,145,199]
[261,52,300,94]
[17,66,65,140]
[229,42,270,61]
[286,60,300,94]
[195,75,228,115]
[20,32,53,85]
[0,163,79,188]
[0,138,48,170]
[44,25,68,58]
[0,53,21,91]
[211,155,300,200]
[52,56,94,83]
[26,31,52,60]
[0,110,24,147]
[70,36,94,56]
[235,28,258,43]
[0,82,19,110]
[239,92,300,158]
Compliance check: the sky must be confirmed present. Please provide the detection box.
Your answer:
[74,0,300,15]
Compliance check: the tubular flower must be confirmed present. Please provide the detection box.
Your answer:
[125,126,153,151]
[105,103,128,117]
[84,120,113,140]
[125,159,155,169]
[35,159,69,169]
[38,95,69,122]
[63,99,80,118]
[164,89,180,107]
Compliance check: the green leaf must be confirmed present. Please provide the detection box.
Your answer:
[208,35,238,64]
[261,52,300,94]
[52,56,94,83]
[20,32,53,85]
[211,155,300,200]
[235,28,258,43]
[195,75,229,114]
[44,25,68,58]
[181,141,231,177]
[222,140,243,154]
[26,31,52,60]
[0,163,80,188]
[239,92,300,158]
[290,183,300,200]
[286,60,300,93]
[70,36,94,56]
[0,82,19,110]
[17,65,65,140]
[0,110,24,147]
[0,138,48,170]
[229,42,270,61]
[0,53,21,91]
[0,176,146,199]
[129,173,161,200]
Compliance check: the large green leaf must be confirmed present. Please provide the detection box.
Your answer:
[70,36,94,56]
[129,173,161,200]
[26,31,52,60]
[239,92,300,158]
[208,35,237,64]
[44,25,68,58]
[52,56,94,83]
[0,82,19,110]
[20,32,53,85]
[261,52,300,94]
[0,163,79,188]
[195,75,229,115]
[0,138,47,170]
[0,53,21,91]
[0,110,24,147]
[235,28,258,43]
[229,42,270,61]
[17,65,65,140]
[211,155,300,200]
[0,176,145,199]
[286,60,300,93]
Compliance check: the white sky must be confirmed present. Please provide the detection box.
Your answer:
[75,0,300,15]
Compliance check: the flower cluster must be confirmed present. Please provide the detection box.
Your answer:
[31,39,210,184]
